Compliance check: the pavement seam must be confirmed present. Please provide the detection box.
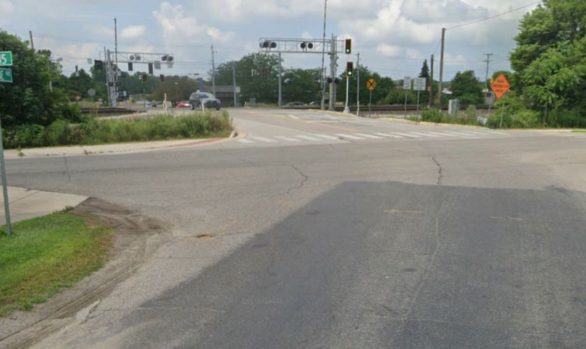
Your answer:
[431,156,444,185]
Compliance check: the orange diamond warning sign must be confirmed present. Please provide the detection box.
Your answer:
[491,73,510,100]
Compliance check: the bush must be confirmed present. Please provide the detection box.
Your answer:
[2,111,233,148]
[418,108,481,126]
[487,93,542,128]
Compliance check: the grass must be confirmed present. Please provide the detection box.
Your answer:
[0,212,112,316]
[409,108,482,126]
[4,111,233,149]
[572,129,586,133]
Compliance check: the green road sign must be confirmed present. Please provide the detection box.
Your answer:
[0,51,13,66]
[0,68,13,83]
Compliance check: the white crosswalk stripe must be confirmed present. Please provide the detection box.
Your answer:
[236,128,508,146]
[251,136,277,143]
[409,132,441,138]
[336,133,365,140]
[373,132,403,138]
[310,133,340,140]
[274,136,301,142]
[392,132,420,138]
[295,134,323,141]
[356,133,383,139]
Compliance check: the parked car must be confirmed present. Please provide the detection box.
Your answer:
[176,100,192,109]
[189,92,221,110]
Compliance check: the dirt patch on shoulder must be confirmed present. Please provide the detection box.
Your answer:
[0,198,171,349]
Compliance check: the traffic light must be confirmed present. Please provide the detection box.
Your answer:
[148,63,154,75]
[128,62,133,71]
[94,60,104,70]
[346,61,354,76]
[345,38,352,54]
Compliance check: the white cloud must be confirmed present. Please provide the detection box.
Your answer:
[120,25,146,40]
[153,2,233,44]
[0,0,14,14]
[376,44,402,57]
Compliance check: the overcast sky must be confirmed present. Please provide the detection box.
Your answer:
[0,0,540,81]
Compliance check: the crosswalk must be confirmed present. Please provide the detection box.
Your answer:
[237,129,508,146]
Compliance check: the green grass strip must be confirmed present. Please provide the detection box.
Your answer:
[0,212,112,316]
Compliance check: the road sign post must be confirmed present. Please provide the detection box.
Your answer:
[366,79,376,117]
[413,78,427,113]
[403,77,411,117]
[0,51,13,66]
[491,74,510,128]
[0,51,13,235]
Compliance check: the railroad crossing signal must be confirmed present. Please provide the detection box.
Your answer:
[0,51,13,66]
[366,78,377,91]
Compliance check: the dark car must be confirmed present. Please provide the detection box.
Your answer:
[189,92,221,110]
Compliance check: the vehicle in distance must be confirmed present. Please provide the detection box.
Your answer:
[176,100,192,109]
[189,92,221,110]
[284,101,306,108]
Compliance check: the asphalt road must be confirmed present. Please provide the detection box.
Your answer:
[5,109,586,348]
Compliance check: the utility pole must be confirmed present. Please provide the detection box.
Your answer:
[28,30,34,50]
[343,60,350,113]
[278,52,282,107]
[438,27,446,109]
[328,35,337,111]
[483,53,493,85]
[114,18,118,104]
[429,54,434,108]
[320,0,328,110]
[211,45,216,96]
[232,62,237,107]
[356,52,360,116]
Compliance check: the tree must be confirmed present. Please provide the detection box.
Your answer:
[152,76,197,103]
[419,60,430,80]
[336,66,394,106]
[510,0,586,119]
[282,68,321,103]
[0,31,78,128]
[214,53,280,103]
[450,70,483,105]
[65,69,94,100]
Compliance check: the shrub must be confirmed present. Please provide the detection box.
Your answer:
[3,111,233,148]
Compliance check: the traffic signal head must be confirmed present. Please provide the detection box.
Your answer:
[345,38,352,54]
[148,63,154,75]
[94,60,104,70]
[128,62,133,71]
[346,61,354,76]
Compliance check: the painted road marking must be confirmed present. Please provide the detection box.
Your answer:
[274,136,301,142]
[251,136,277,143]
[356,133,383,139]
[336,133,365,140]
[238,139,255,144]
[295,134,323,141]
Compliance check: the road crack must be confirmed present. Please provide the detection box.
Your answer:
[431,156,443,185]
[286,165,309,195]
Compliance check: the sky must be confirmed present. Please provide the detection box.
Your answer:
[0,0,541,81]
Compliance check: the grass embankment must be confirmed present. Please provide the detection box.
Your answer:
[4,111,233,149]
[409,108,482,126]
[0,212,111,316]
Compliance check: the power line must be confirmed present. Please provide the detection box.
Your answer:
[447,1,541,30]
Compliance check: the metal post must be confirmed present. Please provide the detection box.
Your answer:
[438,28,446,109]
[211,45,216,96]
[356,52,360,116]
[0,116,12,236]
[278,52,282,107]
[328,35,336,111]
[114,18,118,103]
[429,54,434,108]
[232,62,238,107]
[320,0,328,110]
[343,68,350,113]
[416,90,421,112]
[29,30,34,50]
[368,91,372,117]
[404,90,408,117]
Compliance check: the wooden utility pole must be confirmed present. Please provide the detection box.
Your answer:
[429,54,434,108]
[438,28,446,109]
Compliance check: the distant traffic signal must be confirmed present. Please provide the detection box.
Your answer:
[345,38,352,54]
[148,63,154,75]
[346,61,354,76]
[94,60,104,70]
[128,62,133,71]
